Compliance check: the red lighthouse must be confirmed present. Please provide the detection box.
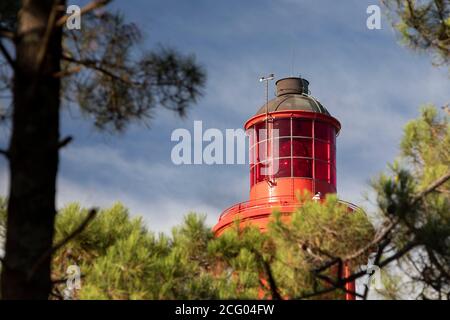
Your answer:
[213,76,356,299]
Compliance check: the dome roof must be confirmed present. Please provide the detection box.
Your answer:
[255,94,330,116]
[255,77,330,116]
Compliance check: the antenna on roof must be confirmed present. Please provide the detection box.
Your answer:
[291,47,295,76]
[259,74,275,188]
[259,73,275,133]
[259,74,274,118]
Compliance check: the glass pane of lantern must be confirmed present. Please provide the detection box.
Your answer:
[272,118,291,137]
[314,121,329,141]
[315,160,329,181]
[329,127,336,145]
[330,143,336,168]
[278,138,291,158]
[331,165,336,186]
[292,158,312,178]
[249,145,255,165]
[292,138,312,157]
[259,137,284,161]
[248,126,256,147]
[273,158,291,178]
[255,121,267,142]
[256,163,269,183]
[256,143,262,163]
[315,140,329,161]
[256,141,269,163]
[292,119,312,137]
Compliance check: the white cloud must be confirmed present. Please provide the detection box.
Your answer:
[57,176,220,234]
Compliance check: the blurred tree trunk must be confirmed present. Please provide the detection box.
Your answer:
[1,0,64,299]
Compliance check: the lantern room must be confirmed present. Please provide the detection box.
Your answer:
[248,77,340,199]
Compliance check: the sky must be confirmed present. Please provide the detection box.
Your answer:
[0,0,449,234]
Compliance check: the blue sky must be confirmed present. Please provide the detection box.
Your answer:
[0,0,448,233]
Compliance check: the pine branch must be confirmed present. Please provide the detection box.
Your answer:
[340,171,450,266]
[314,273,365,299]
[362,239,388,300]
[0,28,14,40]
[442,105,450,116]
[251,249,282,300]
[28,208,97,280]
[301,240,418,300]
[0,40,14,68]
[426,248,450,280]
[0,148,10,158]
[343,220,396,262]
[310,257,365,299]
[53,65,82,78]
[313,257,341,274]
[57,136,73,149]
[261,259,282,300]
[412,171,450,205]
[61,54,140,86]
[343,240,419,285]
[37,0,113,76]
[295,278,363,300]
[50,286,65,300]
[56,0,112,27]
[436,187,450,195]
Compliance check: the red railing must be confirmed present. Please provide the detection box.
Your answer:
[219,196,361,221]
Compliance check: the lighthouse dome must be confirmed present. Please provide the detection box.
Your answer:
[255,77,330,116]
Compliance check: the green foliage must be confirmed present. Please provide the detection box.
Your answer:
[401,105,450,182]
[52,206,217,299]
[268,193,374,299]
[372,105,450,299]
[382,0,450,66]
[374,269,405,300]
[208,224,267,299]
[273,194,374,264]
[41,194,375,300]
[0,3,206,132]
[62,11,206,132]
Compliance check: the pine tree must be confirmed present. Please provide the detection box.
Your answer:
[382,0,450,66]
[0,197,373,299]
[371,105,450,299]
[0,1,205,299]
